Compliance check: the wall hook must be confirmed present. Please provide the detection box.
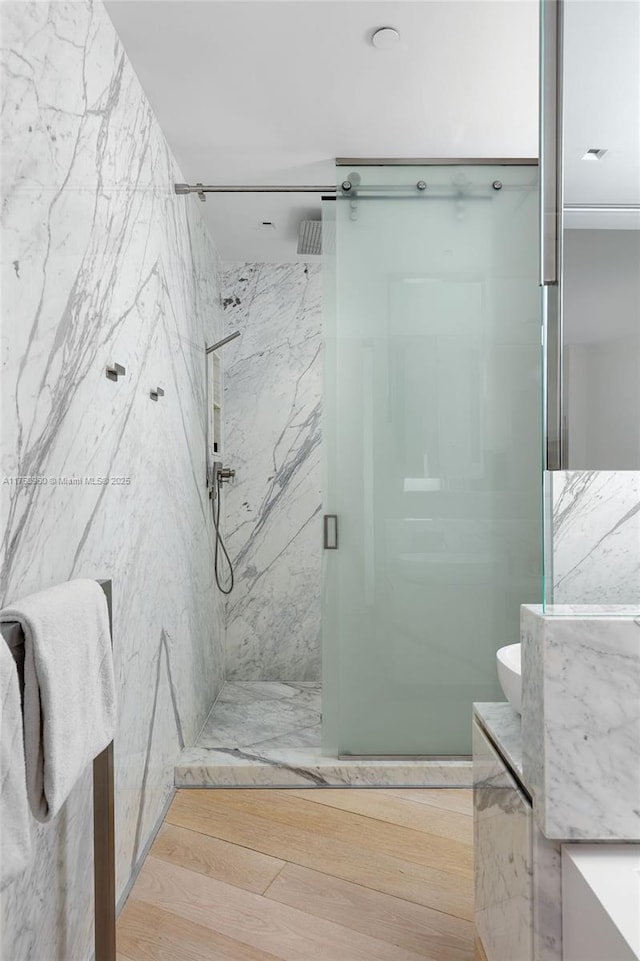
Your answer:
[106,363,125,382]
[150,387,165,401]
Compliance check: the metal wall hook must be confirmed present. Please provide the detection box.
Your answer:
[106,363,125,382]
[150,387,165,401]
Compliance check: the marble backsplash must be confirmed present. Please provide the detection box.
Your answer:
[550,470,640,606]
[222,263,322,680]
[1,2,224,957]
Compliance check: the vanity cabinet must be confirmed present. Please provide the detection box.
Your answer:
[474,714,562,961]
[473,720,533,961]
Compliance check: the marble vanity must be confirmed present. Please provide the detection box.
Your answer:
[473,605,640,961]
[474,703,562,961]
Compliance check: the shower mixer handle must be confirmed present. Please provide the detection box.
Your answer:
[217,466,236,483]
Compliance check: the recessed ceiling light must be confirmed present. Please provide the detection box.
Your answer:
[372,27,400,50]
[582,148,608,160]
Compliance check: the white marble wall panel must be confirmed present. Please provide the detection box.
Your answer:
[550,471,640,605]
[522,605,640,840]
[222,263,322,680]
[1,2,224,957]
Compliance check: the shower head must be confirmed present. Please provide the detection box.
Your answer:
[206,331,241,354]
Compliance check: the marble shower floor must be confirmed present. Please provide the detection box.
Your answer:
[175,682,472,788]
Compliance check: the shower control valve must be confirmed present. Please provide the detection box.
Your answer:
[217,466,236,483]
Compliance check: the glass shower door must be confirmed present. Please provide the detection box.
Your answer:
[322,164,541,756]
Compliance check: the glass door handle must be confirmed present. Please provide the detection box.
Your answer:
[323,514,339,550]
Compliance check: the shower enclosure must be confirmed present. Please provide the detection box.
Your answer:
[322,162,541,757]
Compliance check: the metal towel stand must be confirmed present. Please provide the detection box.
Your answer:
[1,578,116,961]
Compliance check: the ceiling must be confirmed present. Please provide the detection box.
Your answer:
[562,0,640,227]
[104,0,540,262]
[104,0,639,261]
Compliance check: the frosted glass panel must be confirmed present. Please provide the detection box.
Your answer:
[322,165,541,756]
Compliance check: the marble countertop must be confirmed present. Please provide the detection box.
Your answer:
[474,702,524,784]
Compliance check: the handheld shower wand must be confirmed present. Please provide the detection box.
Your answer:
[205,328,241,593]
[210,463,235,595]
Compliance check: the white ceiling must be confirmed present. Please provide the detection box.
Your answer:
[105,0,540,262]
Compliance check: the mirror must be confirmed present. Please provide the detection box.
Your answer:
[561,0,640,469]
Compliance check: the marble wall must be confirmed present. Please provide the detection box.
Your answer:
[550,470,640,605]
[222,263,322,680]
[1,2,224,957]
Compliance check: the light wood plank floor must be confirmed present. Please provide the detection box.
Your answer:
[118,788,486,961]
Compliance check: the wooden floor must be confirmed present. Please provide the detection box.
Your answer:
[117,788,487,961]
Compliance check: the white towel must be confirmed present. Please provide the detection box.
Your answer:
[0,634,32,888]
[0,579,115,822]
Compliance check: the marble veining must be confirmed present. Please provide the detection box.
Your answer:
[196,681,321,749]
[532,824,562,961]
[520,608,545,822]
[176,682,473,787]
[222,263,322,681]
[474,703,562,961]
[522,605,640,841]
[1,2,224,957]
[474,702,524,783]
[550,470,640,606]
[473,721,533,961]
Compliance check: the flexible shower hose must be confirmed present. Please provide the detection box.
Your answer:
[211,473,234,595]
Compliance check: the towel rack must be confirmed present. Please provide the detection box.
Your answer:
[0,579,116,961]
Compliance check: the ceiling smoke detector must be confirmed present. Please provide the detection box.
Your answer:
[371,27,400,50]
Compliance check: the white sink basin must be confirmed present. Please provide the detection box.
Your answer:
[497,643,522,714]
